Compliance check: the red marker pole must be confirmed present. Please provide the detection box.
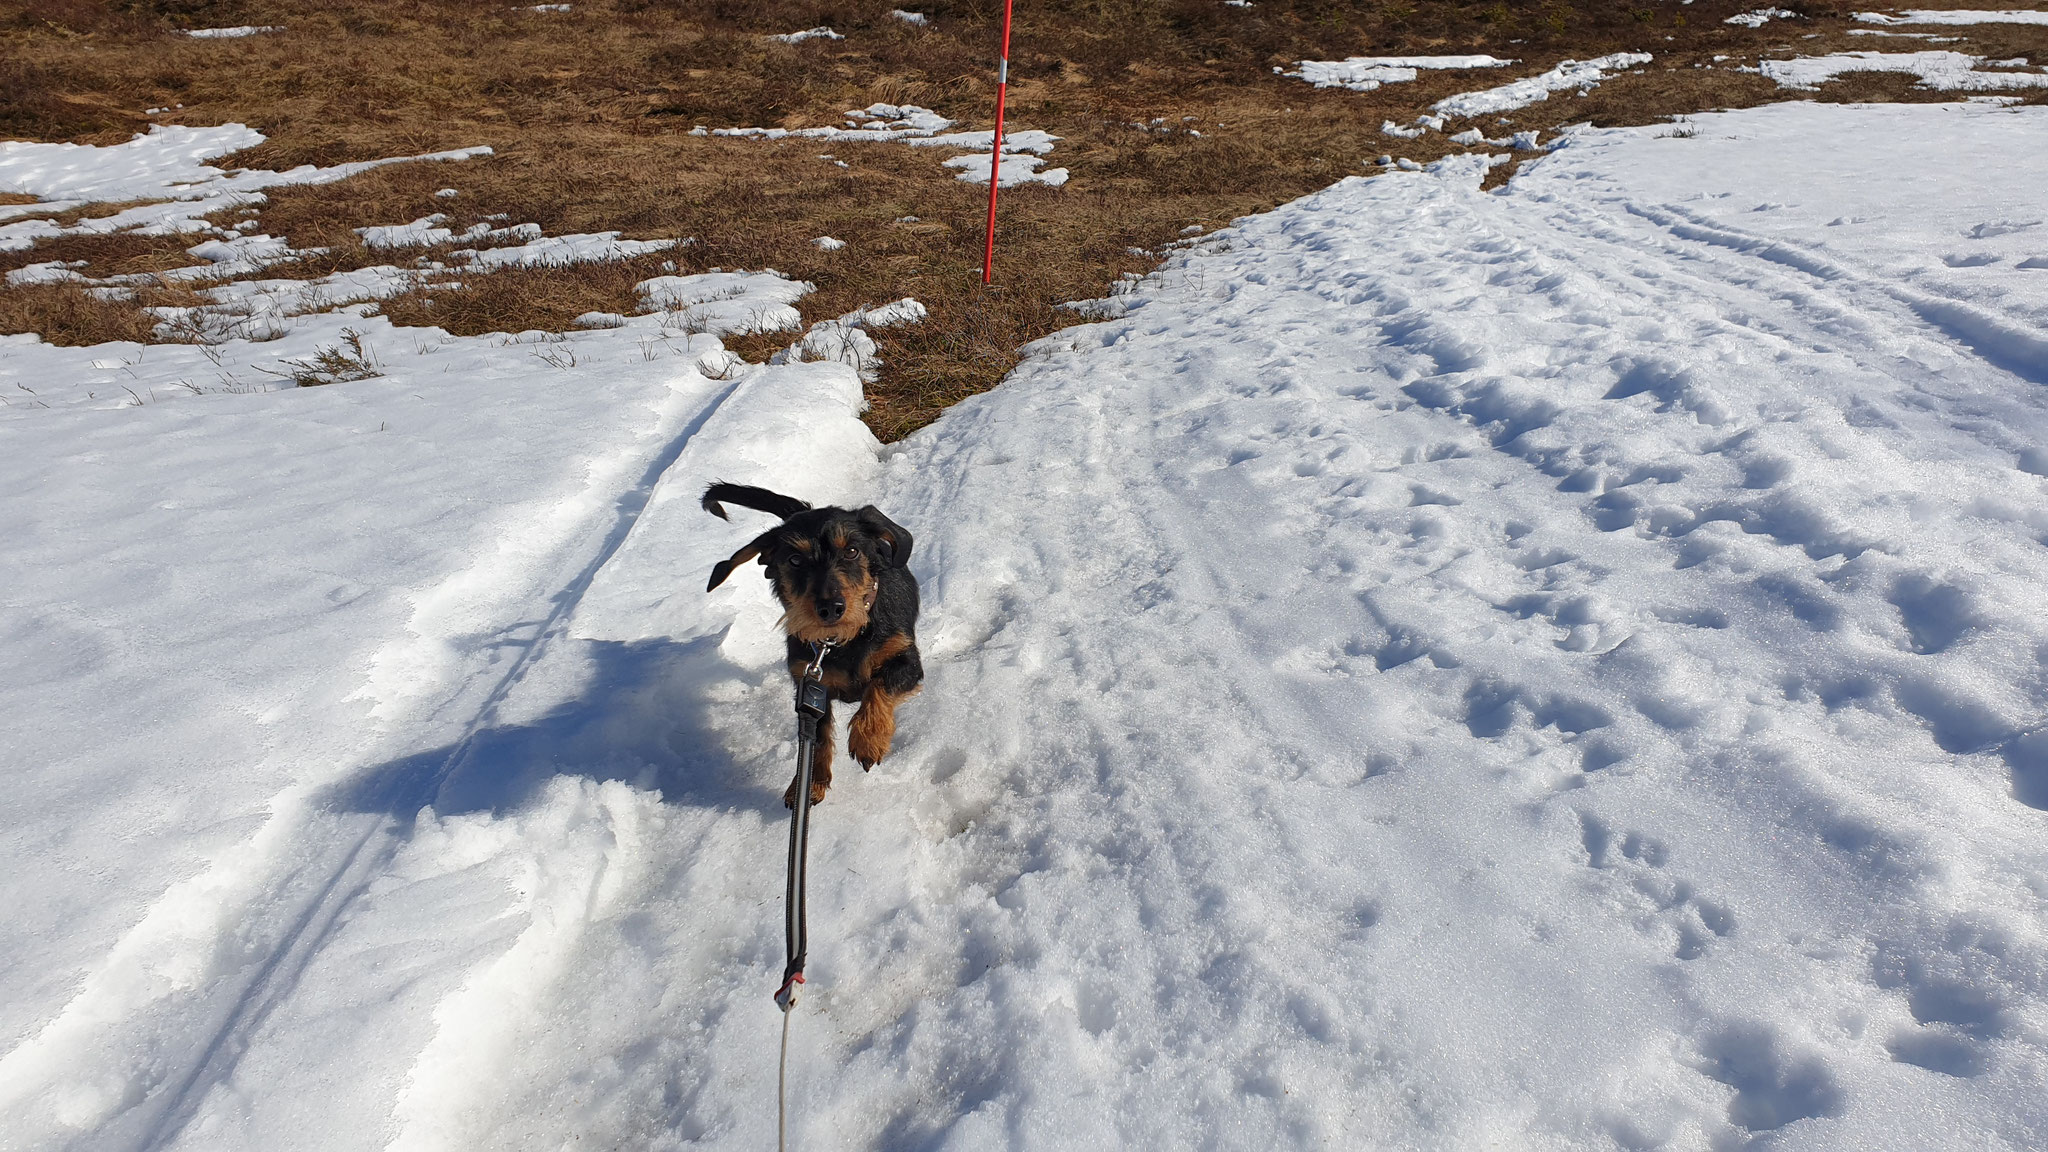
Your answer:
[980,0,1016,285]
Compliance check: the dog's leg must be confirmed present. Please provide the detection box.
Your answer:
[785,694,835,809]
[849,645,923,768]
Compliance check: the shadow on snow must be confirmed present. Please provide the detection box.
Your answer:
[324,634,789,823]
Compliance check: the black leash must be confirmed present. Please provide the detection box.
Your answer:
[776,639,835,1151]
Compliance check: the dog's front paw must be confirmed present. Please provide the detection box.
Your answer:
[848,721,891,769]
[782,779,830,809]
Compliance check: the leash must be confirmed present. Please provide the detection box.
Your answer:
[775,638,835,1151]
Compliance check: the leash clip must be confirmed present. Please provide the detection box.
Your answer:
[804,638,838,681]
[797,640,835,727]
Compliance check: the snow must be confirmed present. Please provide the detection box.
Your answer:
[1,123,684,344]
[1758,50,2048,90]
[0,125,490,206]
[714,104,1071,189]
[1857,8,2048,24]
[0,125,492,265]
[1726,7,1799,26]
[631,270,813,335]
[1848,27,1965,38]
[772,27,843,43]
[356,218,675,267]
[356,215,526,249]
[1434,53,1653,118]
[711,102,953,143]
[941,149,1070,188]
[768,297,927,381]
[1284,55,1513,92]
[890,9,928,24]
[462,232,680,270]
[7,97,2048,1151]
[184,25,281,38]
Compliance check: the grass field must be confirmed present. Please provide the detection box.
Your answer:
[6,0,2045,437]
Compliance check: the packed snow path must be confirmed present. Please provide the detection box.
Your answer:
[4,101,2048,1150]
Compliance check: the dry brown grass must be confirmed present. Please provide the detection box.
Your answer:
[5,0,2045,436]
[0,282,164,346]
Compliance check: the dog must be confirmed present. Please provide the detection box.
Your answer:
[703,483,923,808]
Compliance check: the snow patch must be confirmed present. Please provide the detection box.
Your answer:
[769,297,927,381]
[463,232,679,270]
[714,104,1070,188]
[1726,7,1799,26]
[632,270,812,335]
[0,125,491,265]
[1284,55,1514,92]
[772,26,843,43]
[1434,53,1653,117]
[1856,8,2048,24]
[1757,50,2048,90]
[184,25,281,38]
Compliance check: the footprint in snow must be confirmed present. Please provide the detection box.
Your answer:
[1578,811,1735,961]
[1873,928,2023,1079]
[1693,1020,1845,1134]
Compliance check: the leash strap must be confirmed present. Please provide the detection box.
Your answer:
[775,641,836,1151]
[777,1005,794,1151]
[776,643,835,1010]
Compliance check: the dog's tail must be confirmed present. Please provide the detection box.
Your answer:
[702,482,812,522]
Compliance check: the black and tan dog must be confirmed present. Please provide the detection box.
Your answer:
[703,483,923,807]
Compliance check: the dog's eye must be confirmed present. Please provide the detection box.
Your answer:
[842,546,858,560]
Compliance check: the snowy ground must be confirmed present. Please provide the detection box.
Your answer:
[4,98,2048,1151]
[705,104,1069,189]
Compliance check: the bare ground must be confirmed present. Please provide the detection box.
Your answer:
[5,0,2044,438]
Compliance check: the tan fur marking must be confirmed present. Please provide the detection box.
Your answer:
[849,681,918,768]
[780,598,870,644]
[857,631,914,682]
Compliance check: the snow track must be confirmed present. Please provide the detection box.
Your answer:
[6,101,2048,1149]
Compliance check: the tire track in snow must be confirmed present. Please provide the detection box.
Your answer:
[779,156,2048,1146]
[0,366,743,1152]
[1630,201,2048,386]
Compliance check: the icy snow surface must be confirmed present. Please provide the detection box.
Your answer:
[6,99,2048,1151]
[1434,53,1653,117]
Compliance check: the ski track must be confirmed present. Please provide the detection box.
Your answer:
[0,346,750,1152]
[8,103,2048,1150]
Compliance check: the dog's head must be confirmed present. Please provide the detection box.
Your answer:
[706,505,913,643]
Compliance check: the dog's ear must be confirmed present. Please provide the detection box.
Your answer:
[707,528,778,591]
[856,506,913,568]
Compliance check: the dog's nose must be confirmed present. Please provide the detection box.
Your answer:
[818,597,845,624]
